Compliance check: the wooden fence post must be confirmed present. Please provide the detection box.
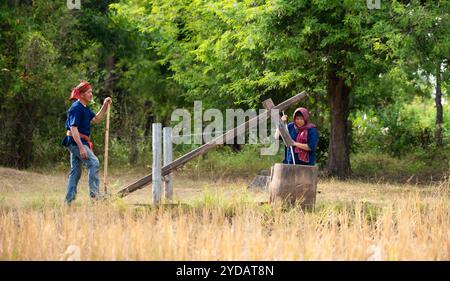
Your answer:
[163,127,173,200]
[152,123,162,205]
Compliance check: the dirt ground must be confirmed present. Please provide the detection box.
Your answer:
[0,166,446,209]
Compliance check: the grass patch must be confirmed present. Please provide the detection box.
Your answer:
[351,151,449,182]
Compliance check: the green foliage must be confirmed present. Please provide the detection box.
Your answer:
[0,0,448,180]
[351,149,450,180]
[177,144,282,180]
[352,96,450,156]
[111,0,449,177]
[0,0,184,168]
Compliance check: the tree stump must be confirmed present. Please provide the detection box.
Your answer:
[268,163,319,210]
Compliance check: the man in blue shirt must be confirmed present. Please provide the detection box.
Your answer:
[275,108,318,166]
[61,81,112,204]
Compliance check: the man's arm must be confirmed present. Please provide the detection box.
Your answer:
[70,126,88,159]
[92,97,112,124]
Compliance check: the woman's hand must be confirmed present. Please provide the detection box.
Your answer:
[294,142,311,151]
[281,115,288,122]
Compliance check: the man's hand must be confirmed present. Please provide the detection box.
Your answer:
[281,114,288,123]
[92,97,113,124]
[79,146,88,159]
[103,97,112,106]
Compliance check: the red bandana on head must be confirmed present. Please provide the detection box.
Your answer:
[69,81,92,101]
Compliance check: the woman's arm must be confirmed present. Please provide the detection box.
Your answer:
[294,128,318,151]
[293,142,311,151]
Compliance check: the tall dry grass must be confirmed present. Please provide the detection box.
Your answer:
[0,181,448,261]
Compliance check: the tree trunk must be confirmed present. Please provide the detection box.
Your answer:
[435,63,443,148]
[129,126,138,165]
[104,54,115,99]
[15,97,34,169]
[326,68,351,179]
[144,104,154,138]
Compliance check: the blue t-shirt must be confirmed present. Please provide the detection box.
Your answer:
[61,100,95,147]
[282,122,318,166]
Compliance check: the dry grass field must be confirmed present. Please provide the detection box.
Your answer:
[0,167,448,260]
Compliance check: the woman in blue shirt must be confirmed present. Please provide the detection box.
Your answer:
[275,107,318,166]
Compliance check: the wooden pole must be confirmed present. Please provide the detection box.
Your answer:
[262,100,294,147]
[152,123,162,205]
[282,110,296,165]
[103,104,111,194]
[163,127,173,200]
[117,91,309,197]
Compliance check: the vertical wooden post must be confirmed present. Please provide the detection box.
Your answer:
[163,127,173,200]
[103,104,111,194]
[152,123,162,205]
